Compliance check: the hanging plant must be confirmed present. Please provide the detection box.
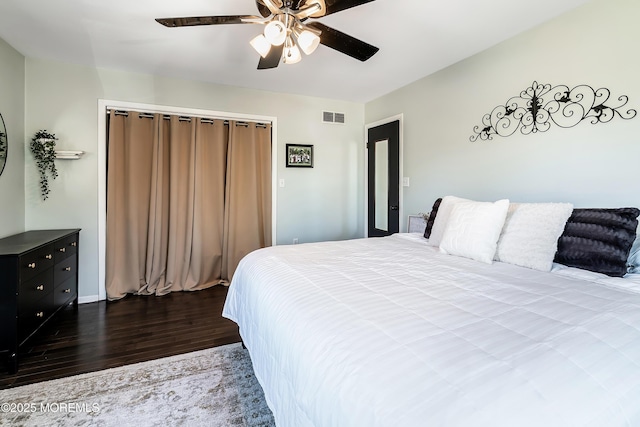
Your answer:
[30,130,58,200]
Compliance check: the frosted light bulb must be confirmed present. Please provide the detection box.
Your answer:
[283,43,301,64]
[297,30,320,55]
[250,34,272,58]
[264,20,287,46]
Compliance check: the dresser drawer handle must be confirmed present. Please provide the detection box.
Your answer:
[59,248,66,253]
[71,242,77,247]
[36,312,44,318]
[36,285,44,291]
[45,254,53,260]
[64,267,72,272]
[64,289,71,293]
[28,262,36,269]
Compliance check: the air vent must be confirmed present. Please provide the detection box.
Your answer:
[322,111,346,124]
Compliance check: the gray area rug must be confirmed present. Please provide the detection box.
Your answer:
[0,343,275,426]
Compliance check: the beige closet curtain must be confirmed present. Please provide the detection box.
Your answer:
[223,122,272,279]
[106,111,271,300]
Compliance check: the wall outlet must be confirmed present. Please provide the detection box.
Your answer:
[293,238,299,244]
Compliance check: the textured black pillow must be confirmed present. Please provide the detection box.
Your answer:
[554,207,640,277]
[424,198,442,239]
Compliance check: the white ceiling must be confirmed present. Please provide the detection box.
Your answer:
[0,0,590,103]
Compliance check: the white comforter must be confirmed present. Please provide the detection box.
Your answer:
[222,234,640,427]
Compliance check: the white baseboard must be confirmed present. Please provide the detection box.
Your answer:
[78,295,102,304]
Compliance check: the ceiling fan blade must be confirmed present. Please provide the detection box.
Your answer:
[307,22,378,62]
[156,16,261,27]
[256,2,271,18]
[323,0,375,16]
[258,44,284,69]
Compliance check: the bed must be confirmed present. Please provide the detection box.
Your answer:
[222,199,640,427]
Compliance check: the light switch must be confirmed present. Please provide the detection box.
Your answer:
[403,177,410,187]
[279,179,285,188]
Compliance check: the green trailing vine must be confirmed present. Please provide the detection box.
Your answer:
[30,130,58,200]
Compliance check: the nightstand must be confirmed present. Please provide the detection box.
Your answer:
[407,215,427,233]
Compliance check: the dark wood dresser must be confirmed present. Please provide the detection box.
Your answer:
[0,229,80,373]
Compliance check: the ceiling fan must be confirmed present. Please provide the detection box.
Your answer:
[156,0,379,69]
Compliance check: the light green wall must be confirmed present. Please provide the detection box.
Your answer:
[0,37,25,238]
[24,60,365,299]
[366,0,640,218]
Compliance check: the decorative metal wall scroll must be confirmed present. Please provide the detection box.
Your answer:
[470,81,637,141]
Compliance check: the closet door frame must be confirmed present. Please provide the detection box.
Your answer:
[97,99,278,301]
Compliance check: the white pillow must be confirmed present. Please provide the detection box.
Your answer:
[427,195,471,247]
[628,241,640,274]
[495,203,573,271]
[439,199,510,264]
[627,225,640,274]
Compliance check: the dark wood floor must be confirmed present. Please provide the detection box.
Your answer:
[0,285,241,389]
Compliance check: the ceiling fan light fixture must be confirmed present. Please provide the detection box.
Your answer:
[155,0,379,70]
[296,30,320,55]
[250,34,272,58]
[263,20,287,46]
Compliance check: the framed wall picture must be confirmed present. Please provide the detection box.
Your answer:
[286,144,314,168]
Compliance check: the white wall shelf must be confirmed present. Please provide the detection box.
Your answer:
[55,150,84,160]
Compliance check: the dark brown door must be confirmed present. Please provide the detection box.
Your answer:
[367,120,400,237]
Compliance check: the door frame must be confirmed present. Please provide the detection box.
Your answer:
[96,99,278,301]
[364,114,403,237]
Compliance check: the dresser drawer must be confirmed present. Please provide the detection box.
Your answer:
[20,244,55,281]
[54,234,78,263]
[18,292,55,344]
[54,276,77,307]
[19,269,54,303]
[54,254,77,286]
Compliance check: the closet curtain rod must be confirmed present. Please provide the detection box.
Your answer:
[107,109,269,128]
